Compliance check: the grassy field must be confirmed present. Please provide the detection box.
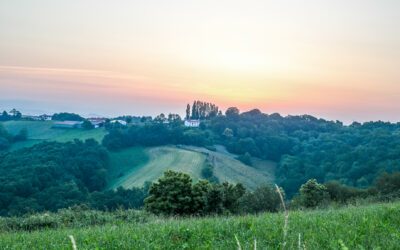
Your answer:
[181,145,275,189]
[108,146,275,190]
[0,202,399,249]
[1,120,107,150]
[108,146,207,189]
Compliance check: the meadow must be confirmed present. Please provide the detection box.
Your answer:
[0,120,107,150]
[108,145,275,190]
[0,202,399,249]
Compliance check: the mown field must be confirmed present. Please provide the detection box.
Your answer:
[108,146,207,189]
[0,202,399,249]
[108,146,275,190]
[1,120,107,150]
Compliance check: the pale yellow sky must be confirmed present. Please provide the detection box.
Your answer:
[0,0,399,122]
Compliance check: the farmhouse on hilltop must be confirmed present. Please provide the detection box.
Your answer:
[184,119,200,127]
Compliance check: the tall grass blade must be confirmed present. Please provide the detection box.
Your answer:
[69,235,77,250]
[275,184,289,250]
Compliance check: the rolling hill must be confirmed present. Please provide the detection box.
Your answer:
[2,121,275,190]
[108,145,275,190]
[1,120,107,150]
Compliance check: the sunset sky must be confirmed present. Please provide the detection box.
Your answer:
[0,0,399,123]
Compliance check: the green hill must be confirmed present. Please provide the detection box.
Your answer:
[108,146,207,189]
[108,145,275,190]
[1,202,398,249]
[1,120,106,150]
[2,121,275,190]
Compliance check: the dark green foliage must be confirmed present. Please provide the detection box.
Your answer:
[145,171,246,216]
[238,185,281,213]
[100,105,400,198]
[375,172,400,197]
[0,137,10,150]
[0,109,22,121]
[201,164,214,179]
[0,139,149,216]
[51,112,84,121]
[0,140,108,215]
[237,152,252,166]
[298,179,329,208]
[205,110,400,197]
[225,107,240,119]
[0,111,11,121]
[145,171,194,215]
[0,123,26,150]
[82,120,94,130]
[325,181,373,203]
[90,186,149,211]
[13,127,28,142]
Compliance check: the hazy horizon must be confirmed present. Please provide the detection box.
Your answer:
[1,1,399,123]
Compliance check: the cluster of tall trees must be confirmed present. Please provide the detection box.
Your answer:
[0,109,22,121]
[51,112,84,121]
[186,101,220,120]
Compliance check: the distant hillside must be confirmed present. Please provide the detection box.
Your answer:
[108,145,275,190]
[0,120,106,150]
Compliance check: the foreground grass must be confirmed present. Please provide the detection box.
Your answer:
[1,202,399,249]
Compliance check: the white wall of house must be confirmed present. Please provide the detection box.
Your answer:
[184,120,200,127]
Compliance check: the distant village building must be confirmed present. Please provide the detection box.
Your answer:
[22,114,52,121]
[110,120,127,126]
[40,114,52,121]
[184,119,200,127]
[88,118,107,128]
[52,121,83,129]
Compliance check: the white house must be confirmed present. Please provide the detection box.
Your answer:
[184,119,200,127]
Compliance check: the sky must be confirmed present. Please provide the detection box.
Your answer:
[0,0,399,123]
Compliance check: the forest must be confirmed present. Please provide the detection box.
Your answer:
[0,140,147,216]
[103,101,400,197]
[1,102,400,216]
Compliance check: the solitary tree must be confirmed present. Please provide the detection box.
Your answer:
[144,171,194,215]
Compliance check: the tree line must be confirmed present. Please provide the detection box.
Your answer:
[102,103,400,197]
[0,140,146,216]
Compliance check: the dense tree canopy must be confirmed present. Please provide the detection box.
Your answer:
[102,105,400,197]
[0,140,148,216]
[52,112,84,121]
[144,171,248,216]
[0,124,27,151]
